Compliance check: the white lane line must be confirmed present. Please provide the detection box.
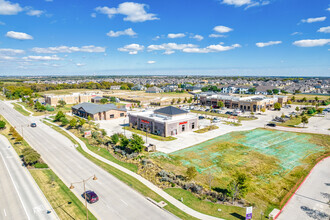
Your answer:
[0,152,30,220]
[3,209,6,216]
[120,199,128,206]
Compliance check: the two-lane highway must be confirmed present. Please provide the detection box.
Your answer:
[0,135,57,220]
[0,101,177,220]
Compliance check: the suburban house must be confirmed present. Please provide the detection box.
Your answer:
[91,96,104,103]
[131,84,146,91]
[72,102,127,120]
[128,106,198,137]
[146,86,163,93]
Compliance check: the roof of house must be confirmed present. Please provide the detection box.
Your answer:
[91,96,104,100]
[154,106,188,116]
[72,102,126,114]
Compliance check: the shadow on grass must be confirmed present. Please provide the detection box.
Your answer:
[230,212,245,219]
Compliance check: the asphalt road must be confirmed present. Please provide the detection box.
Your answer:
[0,101,177,220]
[277,157,330,220]
[0,135,56,220]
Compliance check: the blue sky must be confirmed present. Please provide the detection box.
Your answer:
[0,0,329,76]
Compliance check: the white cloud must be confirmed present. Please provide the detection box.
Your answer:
[26,9,44,17]
[327,8,330,12]
[23,55,61,61]
[76,63,85,67]
[0,55,16,60]
[6,31,33,40]
[209,34,226,38]
[147,43,197,54]
[107,28,137,37]
[118,44,144,54]
[213,25,233,33]
[244,0,269,10]
[0,0,23,15]
[0,48,24,55]
[222,0,251,6]
[31,45,106,53]
[95,2,159,22]
[91,13,96,18]
[0,21,5,25]
[291,32,302,36]
[301,16,326,23]
[147,42,240,54]
[318,26,330,33]
[183,43,241,53]
[147,60,156,64]
[167,33,186,39]
[256,41,282,47]
[293,39,330,47]
[190,34,203,41]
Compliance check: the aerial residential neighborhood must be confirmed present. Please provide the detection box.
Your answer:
[0,0,329,220]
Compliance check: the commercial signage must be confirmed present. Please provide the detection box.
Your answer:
[246,206,253,220]
[141,119,150,124]
[179,121,187,125]
[84,130,92,137]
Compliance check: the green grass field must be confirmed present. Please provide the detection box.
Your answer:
[151,128,330,217]
[124,126,177,141]
[12,103,30,116]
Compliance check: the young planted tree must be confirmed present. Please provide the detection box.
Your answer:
[100,98,108,104]
[295,106,300,112]
[227,172,248,204]
[79,118,86,127]
[217,101,224,109]
[274,103,281,110]
[301,115,309,127]
[177,98,182,104]
[55,111,65,121]
[128,134,145,153]
[291,96,295,102]
[111,133,120,145]
[61,117,69,126]
[69,118,77,128]
[58,100,66,107]
[0,120,6,129]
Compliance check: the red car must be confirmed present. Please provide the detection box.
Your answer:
[82,191,99,203]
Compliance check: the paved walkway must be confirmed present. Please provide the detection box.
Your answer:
[277,157,330,220]
[45,120,223,220]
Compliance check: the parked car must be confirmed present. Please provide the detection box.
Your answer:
[30,123,37,127]
[213,117,221,123]
[266,123,276,127]
[225,111,232,115]
[82,191,99,204]
[198,116,205,120]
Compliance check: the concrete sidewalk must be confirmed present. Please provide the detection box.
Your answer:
[45,120,223,220]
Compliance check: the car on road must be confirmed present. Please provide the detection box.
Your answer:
[266,123,276,127]
[82,191,99,203]
[30,123,37,127]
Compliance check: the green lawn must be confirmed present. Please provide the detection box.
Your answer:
[30,169,96,220]
[165,188,245,220]
[194,125,219,133]
[191,110,256,121]
[19,102,74,116]
[12,103,30,116]
[124,126,177,141]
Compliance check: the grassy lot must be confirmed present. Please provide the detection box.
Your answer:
[124,126,177,141]
[12,103,31,116]
[194,125,219,133]
[222,121,242,126]
[191,110,256,121]
[165,188,245,220]
[19,102,74,116]
[287,94,330,101]
[277,114,314,128]
[151,128,330,217]
[38,89,93,95]
[30,169,96,220]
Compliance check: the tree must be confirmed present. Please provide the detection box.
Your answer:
[227,172,248,204]
[287,100,292,104]
[206,172,214,190]
[217,101,224,108]
[100,98,108,104]
[171,98,175,105]
[79,118,86,127]
[187,97,193,103]
[315,96,319,102]
[177,98,182,104]
[110,97,116,102]
[281,113,285,119]
[15,134,23,143]
[111,134,120,145]
[61,117,69,126]
[248,87,256,94]
[128,134,145,153]
[69,118,77,128]
[291,96,295,102]
[302,97,307,102]
[317,108,324,114]
[120,136,129,148]
[186,167,198,180]
[272,89,279,94]
[267,89,273,95]
[58,100,66,107]
[87,115,92,122]
[184,97,188,103]
[301,115,308,127]
[260,107,266,113]
[55,111,65,121]
[28,99,34,107]
[274,103,281,110]
[295,106,300,112]
[0,120,6,129]
[23,148,40,165]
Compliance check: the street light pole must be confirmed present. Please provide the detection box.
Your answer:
[69,175,97,220]
[123,119,126,136]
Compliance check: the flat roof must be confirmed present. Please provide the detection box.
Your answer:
[129,111,197,124]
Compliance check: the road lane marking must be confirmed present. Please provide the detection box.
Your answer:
[120,199,128,206]
[3,209,6,216]
[0,152,30,220]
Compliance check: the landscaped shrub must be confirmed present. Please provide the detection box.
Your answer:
[34,163,49,168]
[45,104,55,111]
[0,120,6,129]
